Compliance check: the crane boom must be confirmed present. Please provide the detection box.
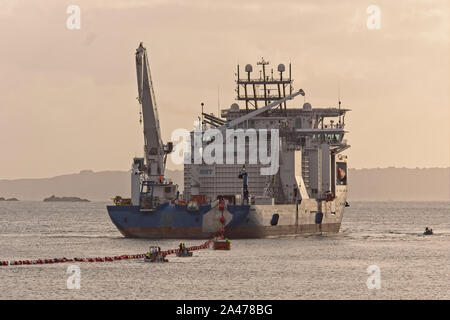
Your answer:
[135,42,166,178]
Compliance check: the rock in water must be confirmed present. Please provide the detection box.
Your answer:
[43,195,89,202]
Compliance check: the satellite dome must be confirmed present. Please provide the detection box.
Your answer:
[303,102,312,110]
[245,64,253,72]
[277,64,285,72]
[230,103,239,111]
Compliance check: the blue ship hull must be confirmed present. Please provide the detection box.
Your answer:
[107,203,252,239]
[107,199,343,239]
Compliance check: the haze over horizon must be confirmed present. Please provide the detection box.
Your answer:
[0,0,449,179]
[1,166,449,181]
[1,167,448,201]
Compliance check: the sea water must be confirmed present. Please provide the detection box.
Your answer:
[0,201,448,299]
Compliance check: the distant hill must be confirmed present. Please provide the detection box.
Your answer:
[0,169,183,201]
[0,168,448,201]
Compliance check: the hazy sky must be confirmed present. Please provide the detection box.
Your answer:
[0,0,448,179]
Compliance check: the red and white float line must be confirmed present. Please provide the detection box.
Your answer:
[0,239,214,267]
[1,204,228,267]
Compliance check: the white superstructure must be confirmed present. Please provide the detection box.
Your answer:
[184,59,350,206]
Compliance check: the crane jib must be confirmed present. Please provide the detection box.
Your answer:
[135,43,166,178]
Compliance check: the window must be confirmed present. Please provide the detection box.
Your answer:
[336,162,347,185]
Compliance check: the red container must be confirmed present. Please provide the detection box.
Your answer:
[213,240,231,250]
[190,195,207,205]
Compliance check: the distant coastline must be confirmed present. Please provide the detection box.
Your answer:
[0,197,19,201]
[0,167,448,202]
[43,195,90,202]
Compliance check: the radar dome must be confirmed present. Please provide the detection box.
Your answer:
[245,64,253,72]
[230,103,240,111]
[303,102,312,110]
[277,64,285,72]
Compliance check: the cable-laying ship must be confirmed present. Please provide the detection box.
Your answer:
[107,42,350,239]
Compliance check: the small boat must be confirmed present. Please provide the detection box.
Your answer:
[213,239,231,250]
[144,246,168,262]
[176,248,193,257]
[423,228,433,235]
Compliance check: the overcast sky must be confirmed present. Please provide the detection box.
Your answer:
[0,0,448,179]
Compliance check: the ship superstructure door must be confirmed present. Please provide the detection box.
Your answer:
[295,150,309,199]
[321,143,331,195]
[303,144,332,199]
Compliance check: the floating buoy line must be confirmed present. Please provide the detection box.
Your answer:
[1,199,231,267]
[0,239,214,267]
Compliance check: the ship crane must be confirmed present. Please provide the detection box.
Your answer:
[135,42,173,179]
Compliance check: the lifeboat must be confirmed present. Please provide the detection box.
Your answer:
[176,248,193,257]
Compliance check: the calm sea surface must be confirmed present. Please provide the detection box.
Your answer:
[0,201,448,299]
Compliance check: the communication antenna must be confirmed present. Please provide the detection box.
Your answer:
[338,84,342,125]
